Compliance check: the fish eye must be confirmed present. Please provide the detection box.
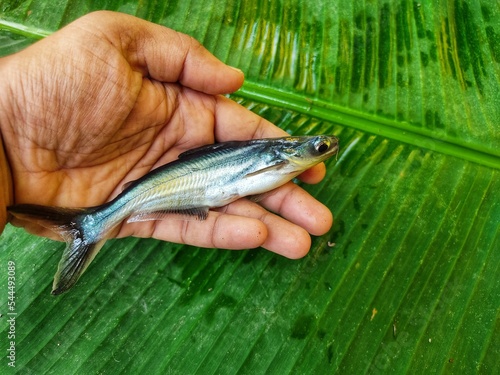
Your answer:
[314,139,330,153]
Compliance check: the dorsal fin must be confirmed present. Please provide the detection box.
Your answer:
[178,142,233,158]
[178,140,261,159]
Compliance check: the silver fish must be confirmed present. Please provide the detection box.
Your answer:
[8,135,338,294]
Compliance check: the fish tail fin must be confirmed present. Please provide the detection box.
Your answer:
[8,204,105,295]
[52,237,106,295]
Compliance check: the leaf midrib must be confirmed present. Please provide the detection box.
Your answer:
[2,19,498,170]
[237,82,500,170]
[0,19,51,39]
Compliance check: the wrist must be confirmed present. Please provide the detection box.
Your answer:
[0,57,15,234]
[0,133,13,234]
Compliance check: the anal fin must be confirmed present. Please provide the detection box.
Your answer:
[127,207,210,223]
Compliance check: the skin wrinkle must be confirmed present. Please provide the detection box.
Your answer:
[59,47,132,156]
[210,213,224,248]
[168,90,216,153]
[263,182,331,235]
[213,97,280,143]
[174,32,195,87]
[251,118,272,140]
[266,186,288,216]
[63,79,141,167]
[179,216,193,247]
[130,27,157,77]
[110,127,159,160]
[130,41,151,78]
[103,85,187,201]
[145,81,170,118]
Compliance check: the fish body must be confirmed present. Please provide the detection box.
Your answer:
[9,135,339,294]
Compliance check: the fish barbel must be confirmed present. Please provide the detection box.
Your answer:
[8,135,339,294]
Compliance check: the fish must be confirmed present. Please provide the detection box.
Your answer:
[8,135,339,295]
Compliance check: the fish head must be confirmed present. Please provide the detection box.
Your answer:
[276,135,339,171]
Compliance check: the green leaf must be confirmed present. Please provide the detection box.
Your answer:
[1,1,499,374]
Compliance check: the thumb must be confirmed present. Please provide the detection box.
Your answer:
[80,11,244,95]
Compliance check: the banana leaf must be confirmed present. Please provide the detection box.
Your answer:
[0,1,498,374]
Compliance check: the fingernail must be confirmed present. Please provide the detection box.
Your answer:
[229,66,243,74]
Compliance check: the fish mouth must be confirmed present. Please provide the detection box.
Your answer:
[326,136,340,155]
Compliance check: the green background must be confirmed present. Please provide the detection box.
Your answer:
[0,0,499,373]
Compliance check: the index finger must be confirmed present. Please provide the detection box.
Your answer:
[213,95,326,184]
[214,95,288,141]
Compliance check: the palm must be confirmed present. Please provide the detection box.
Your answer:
[9,27,222,209]
[1,11,333,258]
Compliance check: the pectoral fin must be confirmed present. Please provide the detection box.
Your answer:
[243,161,287,178]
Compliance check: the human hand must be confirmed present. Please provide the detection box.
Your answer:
[0,11,333,258]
